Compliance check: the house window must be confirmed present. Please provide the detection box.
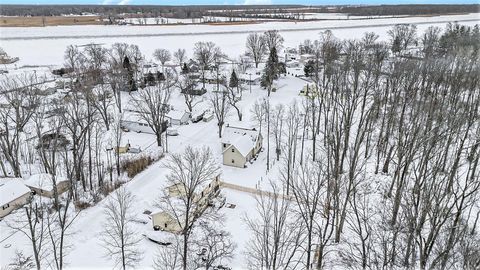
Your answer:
[231,159,234,163]
[2,203,9,210]
[223,143,227,148]
[165,223,168,228]
[231,148,235,153]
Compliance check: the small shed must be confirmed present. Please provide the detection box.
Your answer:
[0,179,32,218]
[25,173,70,198]
[166,110,191,125]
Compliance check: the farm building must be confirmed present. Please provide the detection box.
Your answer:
[25,173,70,198]
[166,110,191,125]
[0,178,32,218]
[221,125,263,168]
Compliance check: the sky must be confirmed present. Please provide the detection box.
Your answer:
[1,0,479,5]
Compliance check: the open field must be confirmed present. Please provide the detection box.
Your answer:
[0,15,103,27]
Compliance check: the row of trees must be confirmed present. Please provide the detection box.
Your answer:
[243,23,480,269]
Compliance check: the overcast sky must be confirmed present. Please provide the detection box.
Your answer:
[1,0,478,5]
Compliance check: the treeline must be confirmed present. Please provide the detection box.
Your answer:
[0,4,301,17]
[340,4,480,16]
[1,4,478,18]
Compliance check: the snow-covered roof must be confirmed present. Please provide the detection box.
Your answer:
[24,173,68,191]
[122,111,148,124]
[0,178,31,206]
[166,110,190,120]
[225,135,255,157]
[222,125,259,145]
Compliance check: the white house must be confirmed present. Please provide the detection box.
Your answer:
[166,110,191,125]
[221,125,263,168]
[300,53,315,64]
[152,176,222,233]
[0,178,32,218]
[25,173,70,198]
[240,68,262,85]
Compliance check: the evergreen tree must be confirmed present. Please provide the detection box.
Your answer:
[229,69,239,89]
[304,60,315,77]
[181,62,190,74]
[123,56,131,71]
[261,47,279,96]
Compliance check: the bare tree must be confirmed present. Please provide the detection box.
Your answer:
[245,181,304,270]
[192,221,236,270]
[173,48,187,66]
[194,41,221,89]
[45,191,80,270]
[152,235,183,270]
[153,48,171,71]
[0,75,39,177]
[210,89,230,138]
[246,33,266,68]
[101,187,142,270]
[263,30,284,52]
[156,146,220,270]
[177,73,201,113]
[7,250,35,270]
[6,200,47,270]
[131,73,175,146]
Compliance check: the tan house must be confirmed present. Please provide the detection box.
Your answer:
[0,178,32,218]
[151,211,183,233]
[25,173,70,198]
[222,125,263,168]
[152,176,222,233]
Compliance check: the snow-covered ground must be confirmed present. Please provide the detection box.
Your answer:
[0,13,479,269]
[0,13,478,68]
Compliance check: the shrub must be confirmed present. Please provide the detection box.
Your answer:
[120,155,155,178]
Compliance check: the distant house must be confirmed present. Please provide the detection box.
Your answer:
[203,71,226,85]
[166,110,191,125]
[221,125,263,168]
[300,54,315,64]
[25,173,70,198]
[180,88,206,96]
[0,179,32,218]
[239,70,262,85]
[284,47,298,61]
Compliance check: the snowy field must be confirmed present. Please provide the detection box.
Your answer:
[0,13,478,68]
[0,13,479,269]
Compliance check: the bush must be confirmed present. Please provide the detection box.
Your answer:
[120,155,155,178]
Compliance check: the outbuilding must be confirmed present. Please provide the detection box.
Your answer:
[166,110,191,125]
